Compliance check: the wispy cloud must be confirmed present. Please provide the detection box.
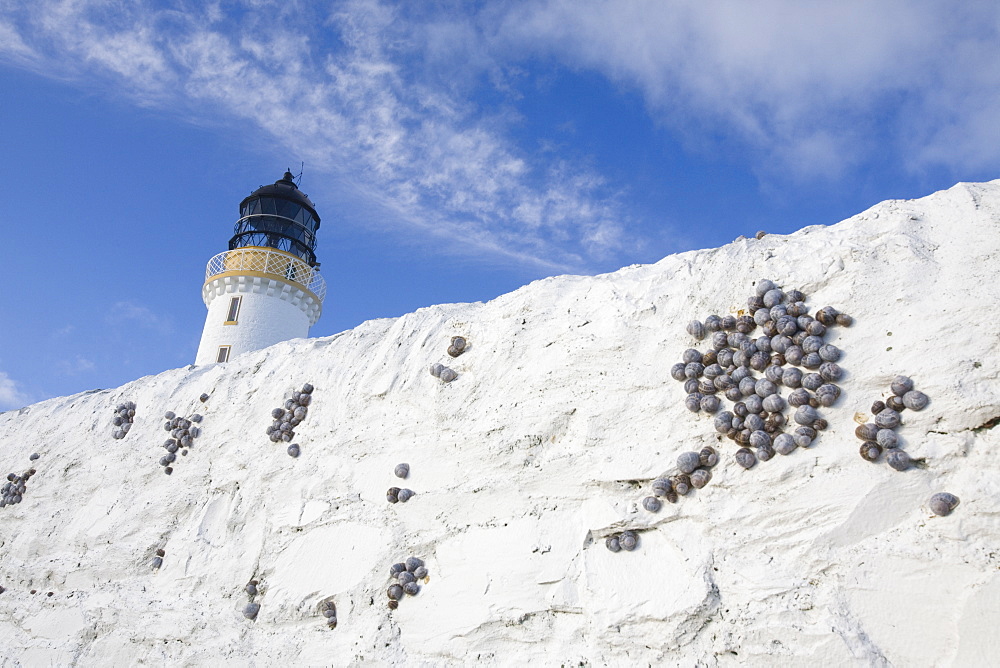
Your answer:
[57,356,96,375]
[106,301,174,336]
[496,0,1000,179]
[0,0,635,272]
[0,370,29,411]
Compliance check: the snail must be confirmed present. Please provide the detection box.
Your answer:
[735,448,756,469]
[699,446,719,468]
[642,496,662,512]
[605,536,621,552]
[690,468,712,488]
[686,320,706,340]
[928,492,959,516]
[773,433,796,455]
[874,409,901,429]
[243,603,260,620]
[885,449,912,471]
[619,530,639,551]
[394,463,410,479]
[890,375,913,396]
[859,441,882,462]
[677,451,702,474]
[902,390,929,411]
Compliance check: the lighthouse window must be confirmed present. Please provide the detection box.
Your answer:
[225,296,242,324]
[216,346,231,363]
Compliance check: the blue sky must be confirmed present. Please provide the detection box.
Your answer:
[1,0,998,409]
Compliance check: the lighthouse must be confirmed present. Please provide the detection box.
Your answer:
[195,171,326,365]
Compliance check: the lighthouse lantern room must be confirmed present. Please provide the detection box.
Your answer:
[195,171,326,365]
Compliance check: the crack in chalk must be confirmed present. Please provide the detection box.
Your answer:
[973,416,1000,433]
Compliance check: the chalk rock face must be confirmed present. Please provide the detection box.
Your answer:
[1,181,999,665]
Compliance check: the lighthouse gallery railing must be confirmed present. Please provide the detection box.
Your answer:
[205,248,327,302]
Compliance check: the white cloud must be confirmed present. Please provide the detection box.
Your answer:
[0,0,635,272]
[0,371,29,411]
[496,0,1000,178]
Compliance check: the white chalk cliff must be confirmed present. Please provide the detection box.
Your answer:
[1,181,999,666]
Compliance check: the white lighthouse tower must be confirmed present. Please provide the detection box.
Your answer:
[195,171,326,365]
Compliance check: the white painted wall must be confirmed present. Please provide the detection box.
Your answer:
[195,274,319,365]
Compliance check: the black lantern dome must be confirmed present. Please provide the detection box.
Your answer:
[229,170,322,265]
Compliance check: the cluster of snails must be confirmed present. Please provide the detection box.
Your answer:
[387,463,415,504]
[386,557,428,608]
[605,530,640,552]
[159,411,203,475]
[644,446,720,510]
[111,401,136,440]
[447,336,468,358]
[319,599,338,629]
[672,279,851,469]
[243,579,262,620]
[266,383,314,454]
[929,492,960,516]
[429,363,457,383]
[1,467,35,508]
[152,548,165,570]
[856,375,929,471]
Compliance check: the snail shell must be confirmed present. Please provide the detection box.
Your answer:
[243,603,260,620]
[397,571,416,585]
[770,334,791,353]
[902,390,929,411]
[765,411,785,432]
[886,395,905,412]
[164,411,176,420]
[890,375,913,396]
[874,409,901,429]
[684,394,703,412]
[784,346,804,365]
[773,433,796,455]
[652,478,673,497]
[606,536,621,552]
[885,448,912,471]
[856,423,879,441]
[394,463,410,479]
[386,487,400,503]
[786,386,810,408]
[714,412,734,434]
[813,418,828,431]
[690,468,712,488]
[818,362,842,382]
[199,393,210,402]
[755,378,778,398]
[245,583,257,596]
[736,315,756,334]
[397,488,415,503]
[776,316,798,336]
[794,405,819,426]
[699,446,719,468]
[642,496,662,512]
[735,448,757,469]
[876,429,898,449]
[405,556,424,572]
[619,531,639,551]
[801,336,823,354]
[753,308,771,326]
[802,353,823,369]
[671,363,687,382]
[390,562,407,576]
[859,441,882,462]
[684,378,700,394]
[739,377,757,397]
[835,313,853,327]
[749,430,771,449]
[402,582,420,596]
[429,363,444,378]
[686,321,706,340]
[806,321,827,337]
[801,373,824,391]
[677,451,702,474]
[684,362,705,379]
[762,394,786,413]
[414,566,428,579]
[704,363,723,379]
[705,315,722,331]
[765,364,784,384]
[702,350,718,366]
[744,395,764,415]
[756,279,778,296]
[929,492,960,516]
[439,368,458,383]
[711,331,729,350]
[700,395,721,413]
[818,344,841,362]
[745,412,765,432]
[750,351,769,371]
[682,348,703,364]
[301,383,314,394]
[756,445,775,462]
[387,584,404,600]
[762,289,785,308]
[815,306,839,326]
[286,444,301,458]
[781,367,802,388]
[871,400,886,415]
[671,474,692,496]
